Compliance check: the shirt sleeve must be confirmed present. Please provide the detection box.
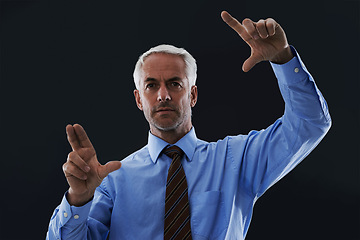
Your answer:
[228,46,331,198]
[46,179,113,240]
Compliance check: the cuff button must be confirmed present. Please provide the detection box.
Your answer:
[294,67,300,73]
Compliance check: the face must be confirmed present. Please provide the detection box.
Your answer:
[134,53,197,133]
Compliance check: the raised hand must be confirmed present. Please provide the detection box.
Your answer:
[63,124,121,206]
[221,11,293,72]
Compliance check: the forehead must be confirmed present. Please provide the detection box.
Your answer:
[142,53,186,79]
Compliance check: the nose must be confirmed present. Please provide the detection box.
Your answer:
[157,85,171,102]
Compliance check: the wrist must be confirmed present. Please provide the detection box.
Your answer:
[67,189,94,207]
[270,45,293,64]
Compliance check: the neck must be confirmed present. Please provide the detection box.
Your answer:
[150,124,192,144]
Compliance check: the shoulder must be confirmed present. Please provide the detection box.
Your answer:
[100,145,150,190]
[194,133,250,152]
[105,145,150,179]
[121,145,149,163]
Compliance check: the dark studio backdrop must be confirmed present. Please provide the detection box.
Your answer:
[0,0,359,239]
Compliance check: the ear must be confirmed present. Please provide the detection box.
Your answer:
[134,89,143,111]
[190,85,198,107]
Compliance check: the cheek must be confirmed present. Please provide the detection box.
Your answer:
[180,96,192,110]
[141,95,155,112]
[142,101,151,112]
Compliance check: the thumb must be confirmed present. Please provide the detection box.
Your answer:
[242,54,262,72]
[99,161,122,179]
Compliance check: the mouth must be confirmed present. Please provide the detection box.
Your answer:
[155,107,176,115]
[156,107,174,112]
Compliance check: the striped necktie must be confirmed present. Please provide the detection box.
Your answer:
[163,146,192,240]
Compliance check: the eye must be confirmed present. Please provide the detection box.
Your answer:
[145,83,155,89]
[170,82,181,88]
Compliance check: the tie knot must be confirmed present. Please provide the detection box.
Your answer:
[163,145,184,160]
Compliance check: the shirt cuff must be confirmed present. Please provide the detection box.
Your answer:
[58,191,93,227]
[270,46,312,86]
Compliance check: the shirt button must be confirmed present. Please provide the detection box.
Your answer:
[63,212,68,218]
[74,214,80,220]
[294,67,300,73]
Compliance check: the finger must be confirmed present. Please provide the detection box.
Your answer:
[66,124,81,151]
[256,19,269,38]
[98,161,122,179]
[63,162,88,180]
[242,55,262,72]
[265,18,277,36]
[73,124,94,149]
[221,11,252,42]
[242,18,259,40]
[68,151,91,172]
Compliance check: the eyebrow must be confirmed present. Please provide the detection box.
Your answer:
[144,78,157,83]
[144,77,183,83]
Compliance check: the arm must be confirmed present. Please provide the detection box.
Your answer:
[233,49,331,196]
[46,124,121,239]
[221,11,331,196]
[46,182,113,240]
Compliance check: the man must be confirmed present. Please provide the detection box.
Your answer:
[47,11,331,240]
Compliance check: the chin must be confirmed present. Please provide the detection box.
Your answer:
[153,119,183,132]
[154,124,179,132]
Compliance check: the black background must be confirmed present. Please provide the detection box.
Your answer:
[0,0,359,239]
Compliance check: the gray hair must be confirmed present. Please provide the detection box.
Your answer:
[133,44,197,90]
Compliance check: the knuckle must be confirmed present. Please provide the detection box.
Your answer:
[63,162,70,173]
[266,18,277,28]
[64,162,75,173]
[257,20,266,27]
[63,162,87,180]
[242,18,251,25]
[67,152,73,161]
[68,151,77,159]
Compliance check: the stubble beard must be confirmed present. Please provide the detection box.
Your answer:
[146,105,191,133]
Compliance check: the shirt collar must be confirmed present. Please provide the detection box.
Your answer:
[147,127,197,164]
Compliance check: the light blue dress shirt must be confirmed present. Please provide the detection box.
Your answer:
[46,48,331,240]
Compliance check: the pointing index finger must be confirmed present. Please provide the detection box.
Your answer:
[73,124,94,149]
[66,124,81,151]
[221,11,252,42]
[66,124,94,151]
